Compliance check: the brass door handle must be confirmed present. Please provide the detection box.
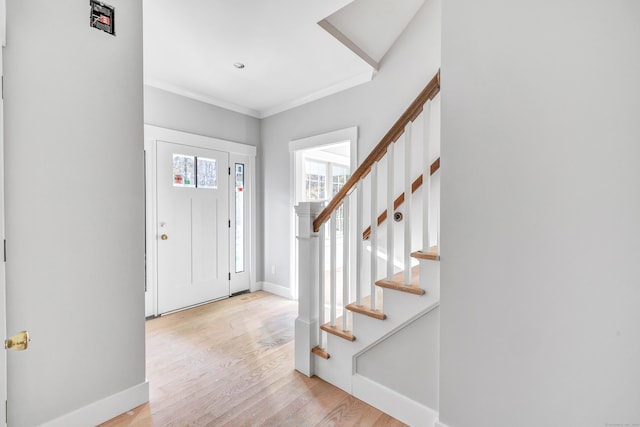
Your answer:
[5,331,30,351]
[160,234,168,240]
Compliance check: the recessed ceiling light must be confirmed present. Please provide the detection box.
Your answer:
[233,62,245,69]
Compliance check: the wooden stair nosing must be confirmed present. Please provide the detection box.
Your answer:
[320,317,356,342]
[375,265,426,295]
[411,246,440,261]
[345,302,387,320]
[311,346,330,359]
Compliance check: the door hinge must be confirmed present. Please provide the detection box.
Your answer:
[228,167,231,175]
[228,272,231,280]
[3,239,6,263]
[228,219,231,228]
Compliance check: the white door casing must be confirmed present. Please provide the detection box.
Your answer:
[0,0,7,423]
[156,141,229,314]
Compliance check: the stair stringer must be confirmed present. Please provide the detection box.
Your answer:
[353,305,440,427]
[313,260,440,414]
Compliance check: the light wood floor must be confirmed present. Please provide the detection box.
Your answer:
[100,291,407,427]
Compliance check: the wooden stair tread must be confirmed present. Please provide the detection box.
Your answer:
[411,246,440,261]
[345,295,387,320]
[320,316,356,342]
[311,346,330,359]
[375,265,425,295]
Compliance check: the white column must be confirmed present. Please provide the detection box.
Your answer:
[404,123,412,285]
[294,202,324,377]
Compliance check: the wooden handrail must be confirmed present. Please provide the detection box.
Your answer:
[312,70,441,232]
[362,158,440,240]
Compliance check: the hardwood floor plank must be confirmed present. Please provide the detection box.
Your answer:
[100,291,406,427]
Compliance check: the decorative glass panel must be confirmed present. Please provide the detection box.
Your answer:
[304,160,327,201]
[235,163,245,273]
[173,154,195,187]
[197,157,218,189]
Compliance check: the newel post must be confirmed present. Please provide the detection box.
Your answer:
[294,202,324,377]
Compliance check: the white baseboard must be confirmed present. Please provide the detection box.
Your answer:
[435,421,451,427]
[42,381,149,427]
[352,374,438,427]
[259,281,295,299]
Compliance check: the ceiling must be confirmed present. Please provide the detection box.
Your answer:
[143,0,425,118]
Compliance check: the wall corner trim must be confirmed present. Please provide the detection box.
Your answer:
[41,381,149,427]
[259,281,295,300]
[352,374,438,427]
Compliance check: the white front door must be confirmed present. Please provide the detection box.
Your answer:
[156,141,229,314]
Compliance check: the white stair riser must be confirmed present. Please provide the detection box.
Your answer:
[419,258,440,295]
[382,289,439,321]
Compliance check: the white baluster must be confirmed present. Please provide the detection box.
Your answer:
[330,210,337,327]
[318,222,326,347]
[387,143,395,280]
[404,123,412,285]
[423,101,432,252]
[342,198,350,331]
[370,162,378,310]
[356,181,363,306]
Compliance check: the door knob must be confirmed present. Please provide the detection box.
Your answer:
[160,234,168,240]
[5,331,30,351]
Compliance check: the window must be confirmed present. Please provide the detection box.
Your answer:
[331,164,350,234]
[197,157,218,189]
[173,154,217,189]
[235,163,245,273]
[173,154,195,187]
[304,160,327,201]
[303,159,350,234]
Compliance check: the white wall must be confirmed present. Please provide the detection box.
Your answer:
[4,1,146,425]
[260,0,441,289]
[144,86,261,146]
[440,1,640,426]
[356,307,439,409]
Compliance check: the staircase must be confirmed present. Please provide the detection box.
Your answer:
[295,71,441,427]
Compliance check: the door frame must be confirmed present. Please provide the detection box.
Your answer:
[144,125,257,317]
[0,0,7,423]
[288,126,358,301]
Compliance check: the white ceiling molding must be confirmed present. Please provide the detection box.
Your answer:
[261,70,374,119]
[318,19,380,70]
[322,0,426,64]
[144,80,262,119]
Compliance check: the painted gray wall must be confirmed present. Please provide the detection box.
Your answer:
[4,1,146,425]
[357,307,439,409]
[260,0,441,289]
[144,86,261,146]
[440,1,640,426]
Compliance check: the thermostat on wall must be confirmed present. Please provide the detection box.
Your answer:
[90,0,115,36]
